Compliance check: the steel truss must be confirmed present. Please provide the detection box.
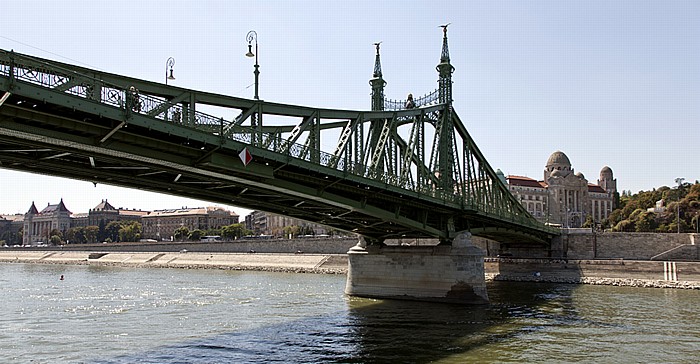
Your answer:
[0,49,558,244]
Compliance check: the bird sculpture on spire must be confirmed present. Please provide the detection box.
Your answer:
[439,23,451,35]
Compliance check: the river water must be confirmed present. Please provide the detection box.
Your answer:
[1,263,698,363]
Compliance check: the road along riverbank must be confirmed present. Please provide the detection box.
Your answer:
[2,250,700,289]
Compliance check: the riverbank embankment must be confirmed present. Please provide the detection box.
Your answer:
[3,250,700,290]
[0,251,347,274]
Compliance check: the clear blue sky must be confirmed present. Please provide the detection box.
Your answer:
[1,0,698,217]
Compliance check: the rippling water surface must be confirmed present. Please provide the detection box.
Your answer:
[1,263,698,363]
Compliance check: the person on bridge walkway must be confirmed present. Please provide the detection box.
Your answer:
[128,86,141,113]
[405,93,415,109]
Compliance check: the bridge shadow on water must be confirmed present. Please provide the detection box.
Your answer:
[91,281,606,364]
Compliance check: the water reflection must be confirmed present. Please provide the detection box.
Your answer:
[342,282,582,363]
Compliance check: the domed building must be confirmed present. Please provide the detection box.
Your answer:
[505,151,617,228]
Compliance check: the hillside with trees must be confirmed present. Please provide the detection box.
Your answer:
[604,181,700,233]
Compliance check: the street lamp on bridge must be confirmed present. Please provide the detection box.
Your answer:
[246,30,260,100]
[675,177,685,233]
[165,57,175,85]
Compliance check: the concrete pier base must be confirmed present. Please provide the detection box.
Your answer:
[345,232,488,304]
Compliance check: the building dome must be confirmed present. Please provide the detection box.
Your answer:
[550,170,564,177]
[600,166,613,179]
[575,172,585,179]
[546,151,571,168]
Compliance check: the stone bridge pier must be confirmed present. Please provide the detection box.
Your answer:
[345,231,488,304]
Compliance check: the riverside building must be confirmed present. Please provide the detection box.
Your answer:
[245,210,330,237]
[505,151,617,228]
[71,199,149,228]
[141,206,239,241]
[23,199,72,246]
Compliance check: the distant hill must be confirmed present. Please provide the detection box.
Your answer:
[605,181,699,233]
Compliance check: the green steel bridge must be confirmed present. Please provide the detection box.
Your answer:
[0,29,558,246]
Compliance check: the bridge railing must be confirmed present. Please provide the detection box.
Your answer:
[384,88,440,111]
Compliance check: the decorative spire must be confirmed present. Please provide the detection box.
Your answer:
[436,24,455,104]
[372,42,383,78]
[439,23,451,63]
[370,42,386,111]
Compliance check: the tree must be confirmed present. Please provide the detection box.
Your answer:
[105,221,122,242]
[283,225,301,238]
[50,235,62,245]
[49,229,63,241]
[84,226,99,244]
[634,211,657,232]
[188,229,204,241]
[613,219,634,232]
[98,220,107,242]
[174,226,190,241]
[65,227,89,244]
[221,223,247,240]
[118,221,142,242]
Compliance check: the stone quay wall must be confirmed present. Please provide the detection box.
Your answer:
[491,232,699,261]
[558,232,699,260]
[50,237,358,255]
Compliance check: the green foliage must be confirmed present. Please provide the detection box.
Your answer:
[118,221,141,242]
[221,223,247,240]
[613,219,635,232]
[84,226,99,244]
[606,181,700,233]
[50,235,62,245]
[174,226,190,241]
[105,221,122,242]
[188,229,204,241]
[634,211,657,232]
[283,225,301,238]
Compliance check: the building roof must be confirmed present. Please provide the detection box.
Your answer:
[587,184,607,193]
[92,199,116,211]
[118,209,150,217]
[27,202,39,215]
[0,214,24,222]
[38,199,71,214]
[506,175,546,189]
[143,206,238,218]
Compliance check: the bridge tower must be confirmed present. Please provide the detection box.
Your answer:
[433,24,456,193]
[370,42,386,111]
[346,27,488,304]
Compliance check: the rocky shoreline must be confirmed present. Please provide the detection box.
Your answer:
[486,273,700,289]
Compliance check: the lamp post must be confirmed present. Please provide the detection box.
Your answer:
[675,177,685,233]
[246,30,259,100]
[165,57,175,85]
